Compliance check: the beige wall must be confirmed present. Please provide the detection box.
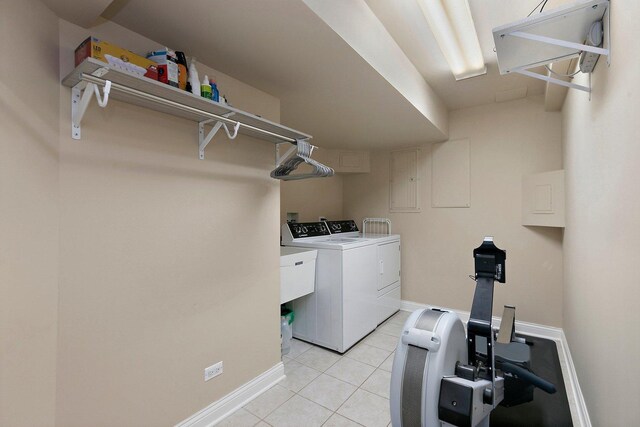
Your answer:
[36,17,281,427]
[0,0,60,425]
[562,0,640,424]
[1,6,284,424]
[280,175,344,225]
[343,97,564,326]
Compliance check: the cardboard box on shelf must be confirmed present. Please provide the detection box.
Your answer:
[74,36,157,79]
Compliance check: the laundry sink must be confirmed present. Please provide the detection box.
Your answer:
[280,247,317,304]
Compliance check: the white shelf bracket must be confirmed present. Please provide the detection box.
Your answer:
[275,142,297,166]
[198,112,236,160]
[71,84,89,140]
[498,0,610,93]
[274,139,317,166]
[514,67,591,92]
[71,69,112,140]
[505,11,611,94]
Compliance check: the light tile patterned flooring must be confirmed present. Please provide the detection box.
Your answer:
[218,310,410,427]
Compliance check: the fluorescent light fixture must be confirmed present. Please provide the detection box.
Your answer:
[417,0,486,80]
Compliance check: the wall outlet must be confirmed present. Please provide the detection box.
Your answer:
[204,361,223,381]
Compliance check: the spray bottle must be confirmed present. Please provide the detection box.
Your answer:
[210,77,220,102]
[201,75,212,99]
[188,57,200,96]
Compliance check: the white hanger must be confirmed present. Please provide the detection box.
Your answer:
[270,140,334,180]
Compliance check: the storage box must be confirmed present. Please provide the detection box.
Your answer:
[74,36,157,79]
[146,48,179,88]
[74,36,155,69]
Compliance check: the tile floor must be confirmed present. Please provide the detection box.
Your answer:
[218,310,411,427]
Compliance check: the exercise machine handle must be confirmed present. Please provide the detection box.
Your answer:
[500,361,557,394]
[401,328,441,352]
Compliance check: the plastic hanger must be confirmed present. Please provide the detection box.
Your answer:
[270,140,334,180]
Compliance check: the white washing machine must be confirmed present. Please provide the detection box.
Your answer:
[325,220,402,327]
[281,220,401,353]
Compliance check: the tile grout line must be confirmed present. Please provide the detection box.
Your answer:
[274,347,391,426]
[246,312,406,427]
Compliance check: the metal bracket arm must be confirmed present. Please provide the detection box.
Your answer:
[198,112,236,160]
[274,139,317,166]
[514,67,591,92]
[507,31,609,56]
[71,80,112,140]
[275,142,298,166]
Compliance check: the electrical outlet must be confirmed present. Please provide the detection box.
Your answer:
[204,361,223,381]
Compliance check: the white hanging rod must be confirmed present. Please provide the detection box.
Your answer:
[78,73,300,145]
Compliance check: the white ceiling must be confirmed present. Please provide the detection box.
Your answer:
[54,0,574,148]
[103,0,452,149]
[365,0,574,110]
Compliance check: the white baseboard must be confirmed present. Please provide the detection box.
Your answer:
[175,362,285,427]
[559,331,592,427]
[400,300,590,427]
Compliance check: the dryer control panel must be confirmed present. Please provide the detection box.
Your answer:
[326,220,359,234]
[287,222,330,239]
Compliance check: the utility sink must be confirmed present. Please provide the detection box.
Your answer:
[280,247,317,304]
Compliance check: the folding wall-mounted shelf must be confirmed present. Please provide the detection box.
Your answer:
[493,0,610,92]
[61,58,311,159]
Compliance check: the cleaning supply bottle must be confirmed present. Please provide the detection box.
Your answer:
[281,315,291,356]
[175,51,188,91]
[188,57,200,96]
[201,75,212,99]
[210,78,220,102]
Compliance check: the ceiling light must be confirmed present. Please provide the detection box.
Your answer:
[417,0,486,80]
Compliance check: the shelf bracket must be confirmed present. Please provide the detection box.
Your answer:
[504,10,610,93]
[274,140,317,166]
[70,67,111,140]
[275,142,298,166]
[513,67,591,92]
[198,112,237,160]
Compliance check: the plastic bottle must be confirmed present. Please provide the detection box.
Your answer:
[201,75,212,99]
[281,316,291,356]
[210,78,220,102]
[188,58,200,96]
[175,51,188,91]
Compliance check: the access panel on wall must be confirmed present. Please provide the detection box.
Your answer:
[389,149,420,212]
